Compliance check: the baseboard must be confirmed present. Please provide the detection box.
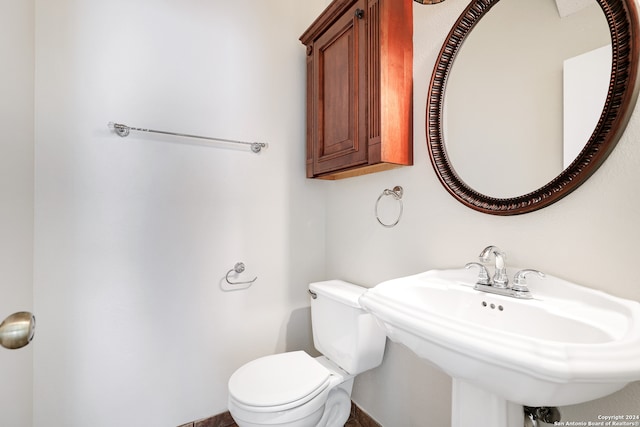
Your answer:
[178,401,381,427]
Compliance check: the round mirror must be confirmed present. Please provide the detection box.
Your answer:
[427,0,640,215]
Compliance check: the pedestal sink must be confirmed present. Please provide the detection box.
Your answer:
[359,268,640,427]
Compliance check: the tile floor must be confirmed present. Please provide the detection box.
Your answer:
[179,402,381,427]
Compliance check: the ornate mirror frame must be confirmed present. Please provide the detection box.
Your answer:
[427,0,640,215]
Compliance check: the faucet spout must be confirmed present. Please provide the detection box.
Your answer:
[479,245,509,288]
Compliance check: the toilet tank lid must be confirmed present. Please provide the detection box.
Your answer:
[309,280,366,308]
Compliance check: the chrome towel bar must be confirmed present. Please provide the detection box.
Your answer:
[107,122,268,153]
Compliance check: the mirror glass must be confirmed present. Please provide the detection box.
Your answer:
[443,0,610,198]
[427,0,640,214]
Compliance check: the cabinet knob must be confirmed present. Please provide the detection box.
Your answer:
[355,8,364,19]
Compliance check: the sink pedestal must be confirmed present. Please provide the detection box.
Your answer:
[452,380,523,427]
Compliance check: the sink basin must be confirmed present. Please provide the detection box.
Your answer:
[359,268,640,420]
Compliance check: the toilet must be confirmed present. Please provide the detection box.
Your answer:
[227,280,386,427]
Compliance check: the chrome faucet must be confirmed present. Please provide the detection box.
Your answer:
[479,245,509,288]
[466,246,545,299]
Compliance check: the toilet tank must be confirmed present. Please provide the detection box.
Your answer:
[309,280,386,375]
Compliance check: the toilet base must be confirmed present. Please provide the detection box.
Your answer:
[231,407,325,427]
[229,376,354,427]
[316,386,351,427]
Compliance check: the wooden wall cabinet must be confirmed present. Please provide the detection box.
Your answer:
[300,0,413,180]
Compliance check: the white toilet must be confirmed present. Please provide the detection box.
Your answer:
[227,280,386,427]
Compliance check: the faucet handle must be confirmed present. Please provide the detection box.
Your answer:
[512,269,545,293]
[465,262,492,285]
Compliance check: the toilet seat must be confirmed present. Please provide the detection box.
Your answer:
[228,351,332,412]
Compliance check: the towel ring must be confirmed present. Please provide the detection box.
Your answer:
[225,262,257,285]
[375,186,404,228]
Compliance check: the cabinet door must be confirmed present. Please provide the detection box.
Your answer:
[311,0,367,176]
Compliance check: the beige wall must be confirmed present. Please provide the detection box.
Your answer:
[326,0,640,425]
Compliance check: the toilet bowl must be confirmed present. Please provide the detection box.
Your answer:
[227,280,386,427]
[228,351,353,427]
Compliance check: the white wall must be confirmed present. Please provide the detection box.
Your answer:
[328,0,640,425]
[0,1,34,426]
[33,1,327,426]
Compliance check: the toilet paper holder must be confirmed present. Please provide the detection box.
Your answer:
[225,262,257,286]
